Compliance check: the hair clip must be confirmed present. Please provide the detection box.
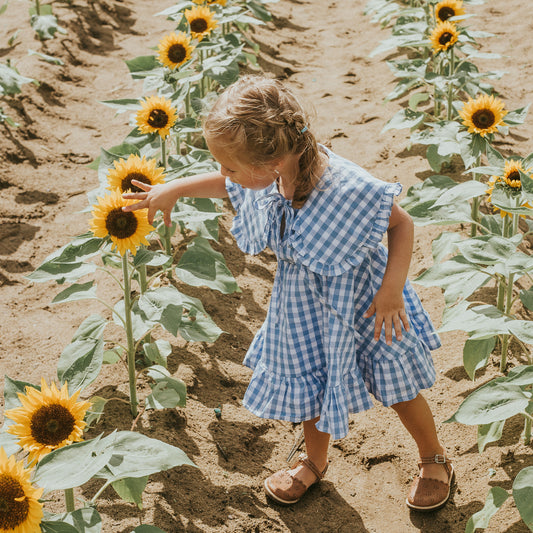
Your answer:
[300,126,308,134]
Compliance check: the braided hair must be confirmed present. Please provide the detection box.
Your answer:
[203,75,322,208]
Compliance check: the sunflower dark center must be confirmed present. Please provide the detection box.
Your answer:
[438,7,455,21]
[0,474,30,529]
[472,109,496,129]
[122,172,150,193]
[168,43,187,64]
[507,171,521,182]
[191,18,208,34]
[438,32,453,45]
[147,109,169,129]
[30,404,76,446]
[105,208,138,239]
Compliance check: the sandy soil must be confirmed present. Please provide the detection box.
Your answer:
[1,0,533,531]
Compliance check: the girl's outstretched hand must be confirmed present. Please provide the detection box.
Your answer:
[363,287,410,346]
[122,179,175,227]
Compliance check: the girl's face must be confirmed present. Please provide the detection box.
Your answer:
[206,136,278,190]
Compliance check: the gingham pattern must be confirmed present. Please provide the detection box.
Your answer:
[226,148,440,440]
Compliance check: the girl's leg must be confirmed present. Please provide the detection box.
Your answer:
[287,417,330,486]
[390,393,449,483]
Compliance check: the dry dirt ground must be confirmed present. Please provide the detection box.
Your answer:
[1,0,533,531]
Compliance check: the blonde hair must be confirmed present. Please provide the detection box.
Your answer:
[203,75,321,208]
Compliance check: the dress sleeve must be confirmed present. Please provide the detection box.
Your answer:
[225,177,246,211]
[290,168,402,276]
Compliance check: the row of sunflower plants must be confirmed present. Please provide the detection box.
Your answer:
[365,0,533,530]
[1,1,276,531]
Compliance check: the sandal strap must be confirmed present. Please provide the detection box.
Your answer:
[294,453,328,481]
[418,454,452,475]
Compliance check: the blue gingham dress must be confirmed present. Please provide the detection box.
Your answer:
[225,148,440,440]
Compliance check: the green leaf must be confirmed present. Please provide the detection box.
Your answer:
[513,466,533,530]
[415,256,491,304]
[477,420,506,453]
[485,144,506,167]
[143,340,171,367]
[0,431,20,456]
[175,237,240,294]
[100,98,142,114]
[30,13,66,40]
[505,105,529,126]
[456,234,521,266]
[132,249,171,267]
[178,294,223,342]
[0,63,36,95]
[95,431,196,482]
[125,55,162,79]
[408,92,429,111]
[57,314,107,393]
[465,486,509,533]
[520,289,533,312]
[55,508,102,533]
[381,108,425,133]
[138,287,183,337]
[246,0,273,21]
[85,396,108,428]
[463,337,496,380]
[41,521,79,533]
[112,476,148,509]
[113,300,154,341]
[509,321,533,346]
[431,231,462,263]
[28,48,64,65]
[52,281,98,304]
[3,375,39,410]
[426,144,452,173]
[103,348,122,364]
[26,260,96,284]
[145,365,187,409]
[432,180,487,207]
[33,434,114,490]
[446,381,530,425]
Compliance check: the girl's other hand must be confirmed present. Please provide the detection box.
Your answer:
[363,287,410,346]
[122,179,174,227]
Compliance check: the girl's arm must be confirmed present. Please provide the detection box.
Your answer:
[122,171,228,226]
[363,202,413,345]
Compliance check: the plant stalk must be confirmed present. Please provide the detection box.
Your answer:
[35,0,41,15]
[122,253,138,417]
[470,156,482,236]
[446,47,455,121]
[64,488,75,513]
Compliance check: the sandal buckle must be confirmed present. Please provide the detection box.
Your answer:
[434,454,446,464]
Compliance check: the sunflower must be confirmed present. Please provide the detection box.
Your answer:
[193,0,227,5]
[136,96,177,139]
[185,6,218,41]
[4,379,91,466]
[158,32,195,70]
[459,94,507,137]
[0,448,43,533]
[435,0,465,22]
[107,154,165,194]
[486,160,533,218]
[90,189,155,256]
[430,21,459,53]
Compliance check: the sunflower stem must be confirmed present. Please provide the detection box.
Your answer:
[525,416,532,445]
[122,253,138,418]
[470,155,482,236]
[90,480,112,504]
[185,91,192,146]
[64,488,75,512]
[446,47,455,121]
[34,0,41,16]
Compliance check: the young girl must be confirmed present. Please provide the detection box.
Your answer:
[122,75,454,511]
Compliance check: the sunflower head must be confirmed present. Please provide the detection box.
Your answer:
[107,154,165,194]
[193,0,227,4]
[136,96,178,139]
[435,0,465,23]
[184,6,218,41]
[158,32,195,70]
[4,379,91,466]
[0,448,43,532]
[90,189,155,256]
[459,94,507,137]
[486,161,533,218]
[430,20,459,53]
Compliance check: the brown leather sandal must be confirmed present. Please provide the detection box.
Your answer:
[264,453,328,505]
[406,454,455,511]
